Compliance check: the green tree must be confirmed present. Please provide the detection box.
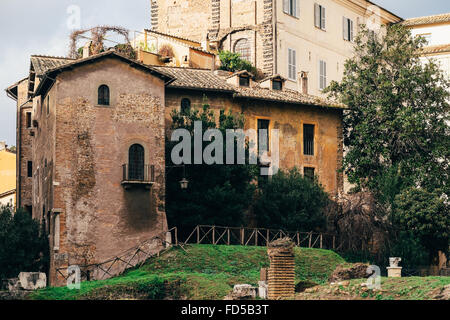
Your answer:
[253,168,329,231]
[393,187,449,263]
[165,100,258,231]
[0,206,49,280]
[326,25,450,199]
[219,50,257,74]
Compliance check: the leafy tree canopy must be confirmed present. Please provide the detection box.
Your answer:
[253,168,329,232]
[165,100,258,230]
[0,206,49,280]
[326,25,450,199]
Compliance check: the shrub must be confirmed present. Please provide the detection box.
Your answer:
[218,50,256,74]
[0,206,49,280]
[393,187,449,263]
[253,168,329,231]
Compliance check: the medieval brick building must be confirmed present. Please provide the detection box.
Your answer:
[7,46,345,285]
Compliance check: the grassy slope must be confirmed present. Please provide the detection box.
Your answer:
[29,244,345,300]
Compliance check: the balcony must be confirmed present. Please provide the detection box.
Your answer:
[121,164,155,189]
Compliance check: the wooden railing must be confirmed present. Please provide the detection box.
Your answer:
[180,225,337,250]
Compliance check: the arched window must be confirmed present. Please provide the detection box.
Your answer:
[181,98,191,114]
[234,38,251,62]
[98,85,110,106]
[128,144,145,181]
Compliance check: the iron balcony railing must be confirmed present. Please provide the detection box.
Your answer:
[122,164,155,183]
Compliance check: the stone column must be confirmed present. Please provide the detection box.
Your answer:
[267,238,295,300]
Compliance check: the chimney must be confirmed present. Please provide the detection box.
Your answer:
[201,34,210,52]
[0,141,6,151]
[299,71,309,95]
[83,41,92,58]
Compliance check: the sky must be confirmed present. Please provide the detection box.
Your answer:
[1,0,450,146]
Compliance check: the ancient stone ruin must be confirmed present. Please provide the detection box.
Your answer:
[267,238,295,300]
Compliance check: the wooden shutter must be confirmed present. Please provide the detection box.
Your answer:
[283,0,289,14]
[295,0,300,18]
[321,6,326,29]
[343,17,348,40]
[350,19,354,41]
[314,3,320,28]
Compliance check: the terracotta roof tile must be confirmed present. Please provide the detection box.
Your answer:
[30,55,75,76]
[403,13,450,27]
[152,66,236,92]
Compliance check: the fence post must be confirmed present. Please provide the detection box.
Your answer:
[266,229,270,246]
[333,236,336,250]
[227,228,230,245]
[175,227,178,246]
[309,232,312,248]
[320,234,323,249]
[241,228,244,245]
[212,226,215,245]
[197,226,200,244]
[255,229,258,246]
[296,232,300,247]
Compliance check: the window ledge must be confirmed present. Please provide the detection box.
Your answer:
[121,180,154,190]
[283,12,300,20]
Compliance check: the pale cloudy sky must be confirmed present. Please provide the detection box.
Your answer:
[0,0,449,146]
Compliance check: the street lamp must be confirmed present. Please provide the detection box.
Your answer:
[179,178,189,190]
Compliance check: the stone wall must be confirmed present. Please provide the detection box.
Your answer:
[33,58,168,286]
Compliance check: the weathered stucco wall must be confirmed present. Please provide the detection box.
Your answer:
[165,89,343,196]
[35,58,168,286]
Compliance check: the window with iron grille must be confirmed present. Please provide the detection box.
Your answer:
[181,98,191,114]
[234,39,251,62]
[128,144,145,180]
[304,167,315,181]
[303,124,315,155]
[98,85,110,106]
[257,119,270,155]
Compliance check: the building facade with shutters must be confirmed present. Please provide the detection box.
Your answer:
[403,13,450,83]
[150,0,402,96]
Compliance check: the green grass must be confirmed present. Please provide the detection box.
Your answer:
[297,276,450,300]
[29,244,346,300]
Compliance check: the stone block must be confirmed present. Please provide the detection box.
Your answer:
[18,272,47,290]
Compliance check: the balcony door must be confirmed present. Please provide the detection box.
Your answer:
[129,144,145,181]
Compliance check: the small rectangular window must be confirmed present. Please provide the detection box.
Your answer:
[319,60,327,90]
[27,161,33,178]
[272,80,282,90]
[284,0,300,18]
[46,95,50,115]
[257,119,270,155]
[26,112,32,128]
[304,167,315,181]
[288,48,297,81]
[314,3,326,30]
[303,124,315,156]
[343,17,354,41]
[239,76,250,87]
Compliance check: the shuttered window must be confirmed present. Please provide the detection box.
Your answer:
[343,17,354,41]
[319,60,327,90]
[303,124,315,156]
[283,0,300,18]
[314,3,326,30]
[288,48,297,81]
